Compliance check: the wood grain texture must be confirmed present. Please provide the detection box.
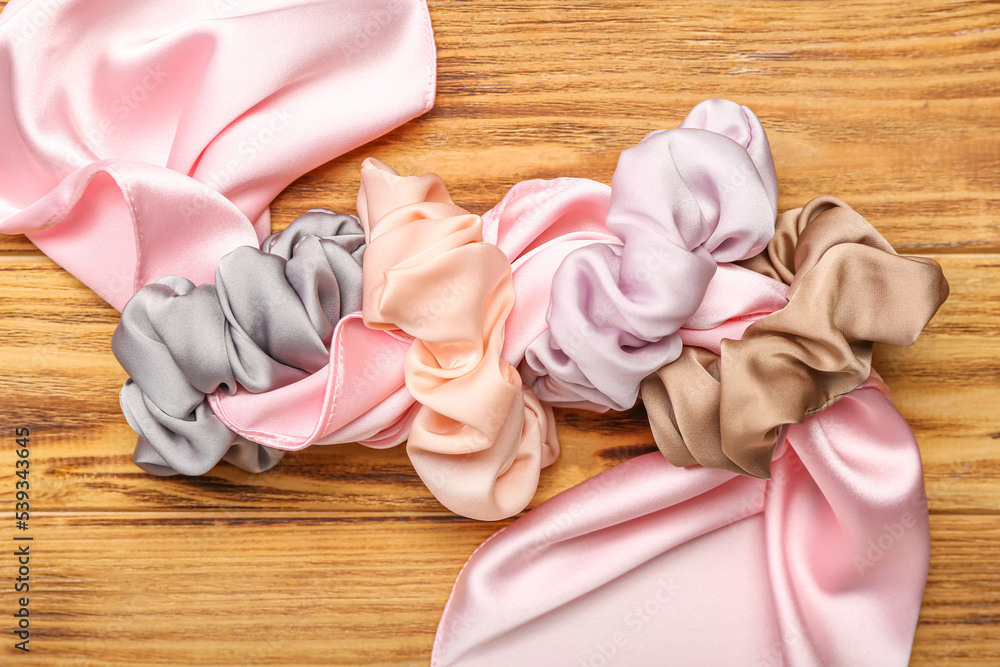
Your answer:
[1,0,998,664]
[3,0,997,256]
[0,512,996,666]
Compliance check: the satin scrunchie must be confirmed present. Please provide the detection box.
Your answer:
[358,159,558,521]
[522,98,779,411]
[641,197,950,478]
[113,210,366,475]
[190,100,773,461]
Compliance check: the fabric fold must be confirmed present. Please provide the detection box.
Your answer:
[642,197,950,478]
[523,98,779,411]
[0,0,436,310]
[358,158,558,521]
[113,209,366,475]
[433,247,936,666]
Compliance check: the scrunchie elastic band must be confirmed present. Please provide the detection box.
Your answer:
[641,197,950,478]
[113,210,365,475]
[523,98,779,411]
[358,159,558,521]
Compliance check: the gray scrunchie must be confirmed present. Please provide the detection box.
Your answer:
[112,209,366,476]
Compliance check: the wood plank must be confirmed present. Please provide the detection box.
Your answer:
[1,1,997,662]
[0,511,993,665]
[873,254,1000,513]
[2,511,493,666]
[913,515,1000,666]
[2,0,998,256]
[0,254,995,512]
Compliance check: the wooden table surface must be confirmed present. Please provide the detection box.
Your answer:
[1,1,999,664]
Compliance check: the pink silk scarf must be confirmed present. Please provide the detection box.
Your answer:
[432,263,929,666]
[0,0,436,311]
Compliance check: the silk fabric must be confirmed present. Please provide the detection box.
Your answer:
[208,168,622,456]
[0,0,436,310]
[522,99,779,411]
[114,210,366,475]
[433,256,935,666]
[643,197,949,478]
[358,159,559,520]
[212,100,780,461]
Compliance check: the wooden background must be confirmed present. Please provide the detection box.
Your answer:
[1,0,999,664]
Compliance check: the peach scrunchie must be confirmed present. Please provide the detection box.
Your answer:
[357,159,558,521]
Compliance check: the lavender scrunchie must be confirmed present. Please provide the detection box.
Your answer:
[521,99,779,411]
[112,210,366,476]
